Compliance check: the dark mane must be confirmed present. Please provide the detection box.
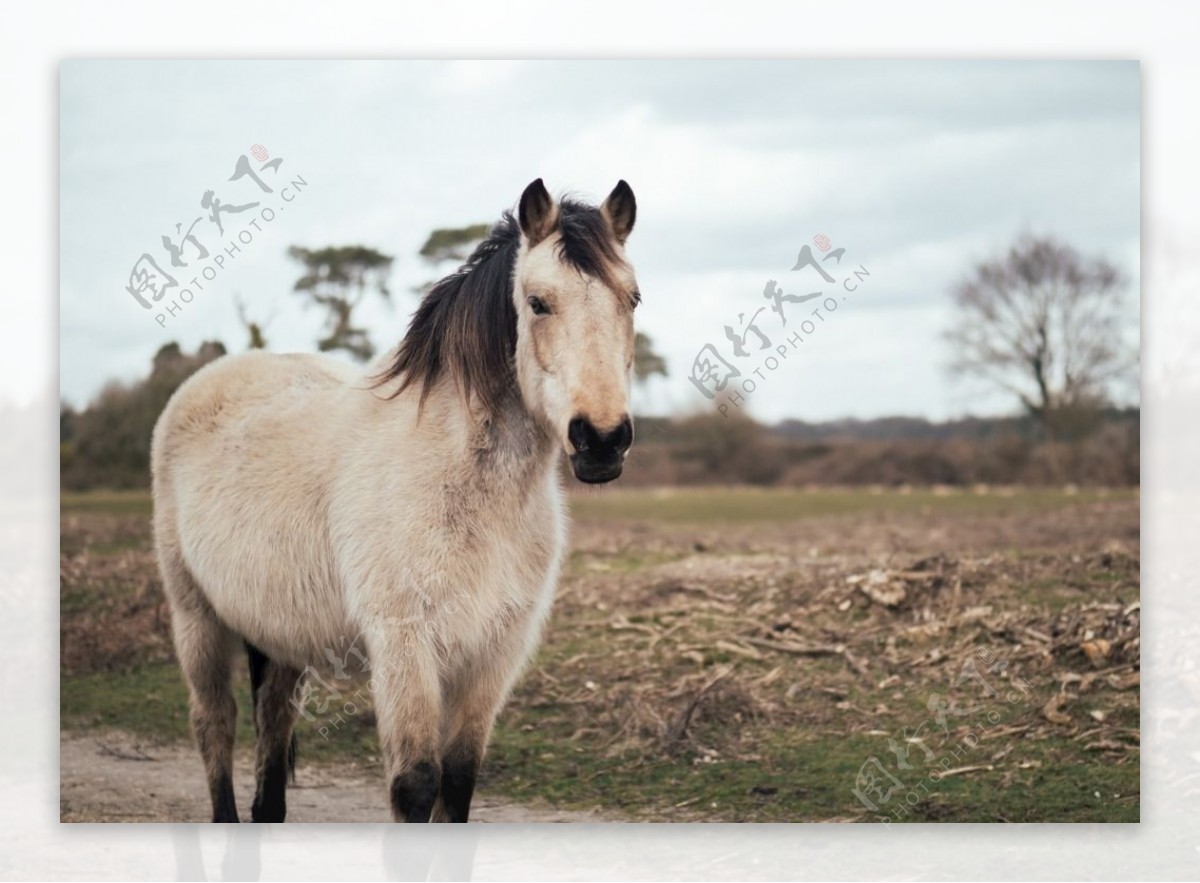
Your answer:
[375,198,624,414]
[554,198,626,295]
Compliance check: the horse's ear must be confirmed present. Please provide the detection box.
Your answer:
[518,178,559,246]
[602,180,636,244]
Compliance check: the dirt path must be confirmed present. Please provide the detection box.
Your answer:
[60,732,609,823]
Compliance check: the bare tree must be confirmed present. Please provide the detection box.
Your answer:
[946,235,1130,436]
[234,293,272,350]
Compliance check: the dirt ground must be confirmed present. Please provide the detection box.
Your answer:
[59,731,606,823]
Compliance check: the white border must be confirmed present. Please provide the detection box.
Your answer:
[5,1,1198,879]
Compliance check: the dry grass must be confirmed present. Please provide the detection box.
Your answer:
[60,487,1140,821]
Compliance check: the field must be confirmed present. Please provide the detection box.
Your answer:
[60,486,1140,823]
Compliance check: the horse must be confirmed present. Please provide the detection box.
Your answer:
[151,179,640,822]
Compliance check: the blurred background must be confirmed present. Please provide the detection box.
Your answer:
[56,60,1140,492]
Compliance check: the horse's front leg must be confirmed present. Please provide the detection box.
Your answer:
[368,631,443,823]
[431,697,491,824]
[432,621,540,823]
[432,710,487,820]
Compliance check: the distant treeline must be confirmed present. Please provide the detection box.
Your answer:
[624,410,1138,488]
[60,342,228,491]
[774,414,1095,442]
[60,343,1139,491]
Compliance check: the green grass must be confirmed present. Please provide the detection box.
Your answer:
[61,490,154,516]
[62,663,200,743]
[60,662,384,767]
[566,548,685,578]
[569,486,1134,525]
[482,715,1138,823]
[61,486,1136,524]
[60,579,137,615]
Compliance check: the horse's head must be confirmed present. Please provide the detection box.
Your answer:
[512,179,639,484]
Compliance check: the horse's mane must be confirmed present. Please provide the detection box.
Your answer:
[375,198,624,415]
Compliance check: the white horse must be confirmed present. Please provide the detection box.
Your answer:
[151,179,639,822]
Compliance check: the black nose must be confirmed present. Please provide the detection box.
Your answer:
[568,415,633,458]
[568,415,633,483]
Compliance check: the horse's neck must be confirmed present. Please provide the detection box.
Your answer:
[414,382,557,494]
[470,393,558,486]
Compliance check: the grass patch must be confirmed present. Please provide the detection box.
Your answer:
[61,663,200,744]
[568,487,1133,525]
[481,717,1138,823]
[61,580,137,615]
[60,663,384,769]
[566,548,685,578]
[61,490,153,517]
[61,486,1135,524]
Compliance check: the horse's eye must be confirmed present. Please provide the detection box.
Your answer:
[528,296,551,316]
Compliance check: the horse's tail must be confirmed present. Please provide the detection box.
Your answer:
[246,641,298,782]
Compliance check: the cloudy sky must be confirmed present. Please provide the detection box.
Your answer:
[59,60,1139,422]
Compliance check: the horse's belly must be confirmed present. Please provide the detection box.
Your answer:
[179,512,352,671]
[211,584,351,673]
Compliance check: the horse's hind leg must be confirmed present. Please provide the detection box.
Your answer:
[164,563,241,823]
[246,644,300,822]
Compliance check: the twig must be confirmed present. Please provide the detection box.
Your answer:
[743,637,846,657]
[666,666,733,747]
[935,764,993,778]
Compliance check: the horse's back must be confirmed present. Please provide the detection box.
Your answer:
[152,350,356,509]
[154,350,353,456]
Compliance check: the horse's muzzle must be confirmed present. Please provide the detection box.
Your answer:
[567,415,633,484]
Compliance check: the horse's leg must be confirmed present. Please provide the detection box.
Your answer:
[433,633,535,823]
[247,644,300,822]
[431,695,489,823]
[367,631,443,823]
[166,571,241,823]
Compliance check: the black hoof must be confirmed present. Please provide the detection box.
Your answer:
[390,761,439,823]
